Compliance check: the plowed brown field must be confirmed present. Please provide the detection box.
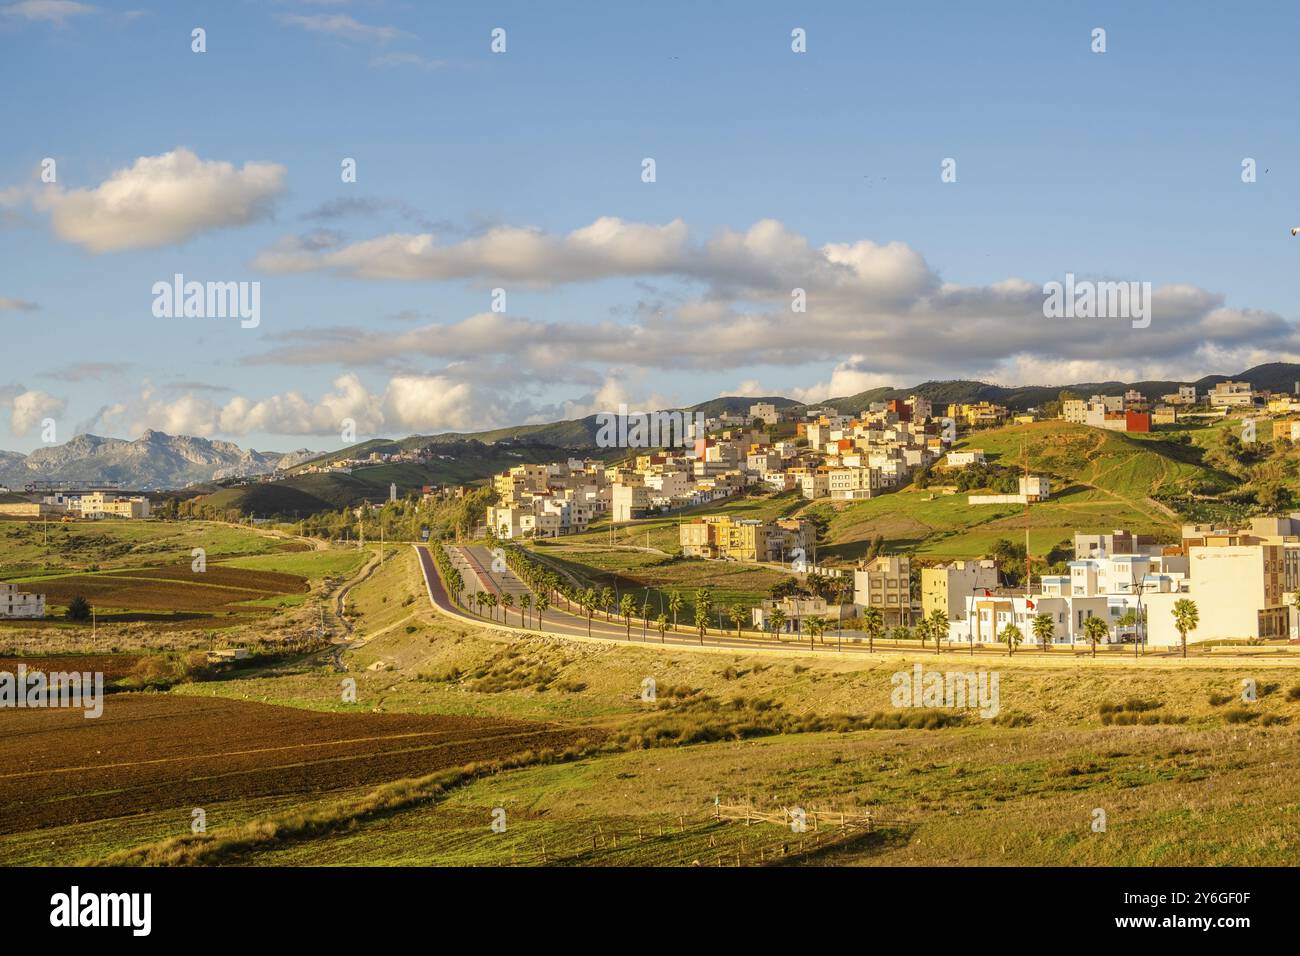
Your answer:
[0,695,591,835]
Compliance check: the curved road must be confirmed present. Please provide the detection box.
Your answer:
[413,543,1200,659]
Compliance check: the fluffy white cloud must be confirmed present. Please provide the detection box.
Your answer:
[9,389,66,436]
[34,148,286,253]
[254,217,691,283]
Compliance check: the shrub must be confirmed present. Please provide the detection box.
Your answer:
[66,595,91,622]
[1223,708,1258,724]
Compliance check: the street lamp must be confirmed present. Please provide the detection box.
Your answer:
[966,586,994,656]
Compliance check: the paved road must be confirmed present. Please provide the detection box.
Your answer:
[415,544,1078,657]
[414,544,1300,662]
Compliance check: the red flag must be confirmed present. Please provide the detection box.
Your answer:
[1025,598,1036,610]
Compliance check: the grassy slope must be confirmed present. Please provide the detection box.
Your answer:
[152,605,1300,867]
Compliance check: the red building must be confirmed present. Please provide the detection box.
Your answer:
[1125,410,1152,433]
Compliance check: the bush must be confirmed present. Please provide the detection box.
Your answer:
[1286,685,1300,702]
[65,595,91,622]
[1208,692,1233,707]
[1223,708,1258,724]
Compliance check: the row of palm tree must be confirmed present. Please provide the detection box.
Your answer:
[997,599,1200,657]
[445,542,1205,659]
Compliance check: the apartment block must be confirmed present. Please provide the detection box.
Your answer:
[921,559,999,622]
[853,554,913,626]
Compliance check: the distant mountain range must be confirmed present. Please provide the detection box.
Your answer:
[0,431,318,492]
[5,363,1297,493]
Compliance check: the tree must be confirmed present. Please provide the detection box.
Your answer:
[693,602,710,645]
[66,595,91,622]
[485,592,498,621]
[581,588,598,637]
[695,588,714,643]
[502,592,515,624]
[520,593,531,627]
[1031,613,1055,652]
[600,586,615,622]
[1172,598,1199,659]
[806,616,825,650]
[655,613,669,643]
[535,593,549,630]
[927,608,948,654]
[729,603,748,638]
[668,590,684,632]
[619,593,636,639]
[862,607,884,653]
[770,608,787,641]
[914,615,930,650]
[1001,622,1022,656]
[1082,615,1108,658]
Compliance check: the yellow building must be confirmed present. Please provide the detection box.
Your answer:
[946,402,1008,429]
[79,493,151,518]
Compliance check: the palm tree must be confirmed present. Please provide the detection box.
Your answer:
[729,603,748,639]
[1031,612,1055,652]
[862,607,883,654]
[600,586,615,622]
[520,593,531,627]
[770,608,788,642]
[502,592,515,624]
[619,593,636,639]
[534,593,549,630]
[927,608,948,654]
[914,616,931,650]
[806,616,825,650]
[1001,622,1022,656]
[695,588,713,643]
[1172,598,1199,658]
[1082,615,1108,658]
[655,612,669,643]
[668,590,683,632]
[485,592,498,621]
[581,588,597,637]
[693,603,709,645]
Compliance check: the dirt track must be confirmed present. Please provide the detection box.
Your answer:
[0,694,592,836]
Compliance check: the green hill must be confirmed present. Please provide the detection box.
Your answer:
[203,473,376,516]
[957,421,1234,498]
[804,419,1237,565]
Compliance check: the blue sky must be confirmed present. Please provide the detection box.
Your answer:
[1,0,1297,453]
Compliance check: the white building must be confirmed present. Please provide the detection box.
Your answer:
[944,450,986,468]
[0,582,45,619]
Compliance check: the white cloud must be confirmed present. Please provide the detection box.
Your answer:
[254,216,691,284]
[9,389,66,436]
[33,148,285,253]
[280,13,409,44]
[2,1,94,25]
